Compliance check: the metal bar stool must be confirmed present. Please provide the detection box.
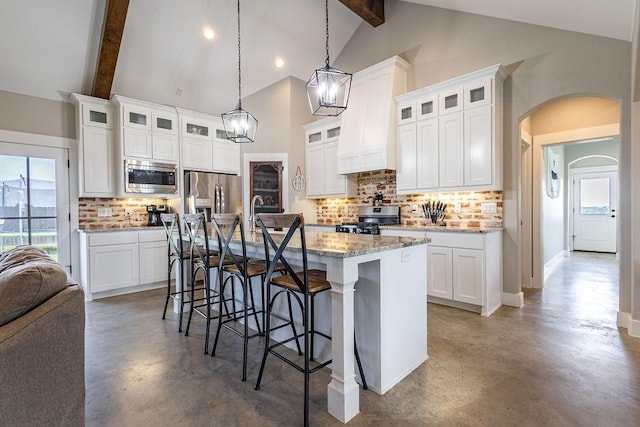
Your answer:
[208,212,284,381]
[254,213,367,427]
[182,213,236,354]
[160,213,194,332]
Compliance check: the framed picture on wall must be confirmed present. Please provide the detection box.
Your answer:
[546,147,560,198]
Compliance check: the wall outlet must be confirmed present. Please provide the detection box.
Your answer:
[97,208,112,217]
[124,208,133,218]
[454,204,461,214]
[481,202,497,214]
[342,205,349,215]
[411,204,418,214]
[317,205,323,214]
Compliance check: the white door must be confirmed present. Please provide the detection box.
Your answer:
[0,142,71,273]
[572,169,617,253]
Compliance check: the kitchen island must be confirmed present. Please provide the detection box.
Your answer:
[209,230,430,423]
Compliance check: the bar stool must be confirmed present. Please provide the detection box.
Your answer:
[208,212,283,381]
[254,213,367,427]
[160,213,194,332]
[182,213,236,354]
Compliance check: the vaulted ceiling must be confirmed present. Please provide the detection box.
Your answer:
[0,0,636,116]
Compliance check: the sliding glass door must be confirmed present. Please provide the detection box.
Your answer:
[0,142,70,272]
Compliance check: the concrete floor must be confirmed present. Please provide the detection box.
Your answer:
[85,252,640,426]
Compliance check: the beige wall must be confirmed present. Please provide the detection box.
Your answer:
[529,97,620,136]
[241,77,318,220]
[332,0,632,307]
[0,90,75,139]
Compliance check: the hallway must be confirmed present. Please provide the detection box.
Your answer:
[85,253,640,426]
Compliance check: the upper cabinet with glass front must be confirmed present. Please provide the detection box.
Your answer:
[395,64,507,194]
[177,108,240,175]
[71,94,116,197]
[111,95,179,164]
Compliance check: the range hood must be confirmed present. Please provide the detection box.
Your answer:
[337,56,409,174]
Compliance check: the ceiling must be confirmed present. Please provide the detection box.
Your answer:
[0,0,636,117]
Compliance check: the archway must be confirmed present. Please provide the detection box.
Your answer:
[518,95,621,302]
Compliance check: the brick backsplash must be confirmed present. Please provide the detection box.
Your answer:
[79,198,167,229]
[315,170,503,228]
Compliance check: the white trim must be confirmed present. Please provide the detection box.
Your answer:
[501,291,524,308]
[629,319,640,338]
[242,153,289,231]
[521,129,532,147]
[534,124,619,146]
[0,130,80,281]
[617,311,631,329]
[567,155,618,167]
[0,129,75,149]
[543,249,568,281]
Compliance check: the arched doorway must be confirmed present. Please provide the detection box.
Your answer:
[519,95,621,297]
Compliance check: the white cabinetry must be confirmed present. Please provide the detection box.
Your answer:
[112,95,180,163]
[425,231,502,316]
[138,229,167,284]
[70,94,116,197]
[79,229,167,300]
[337,56,409,174]
[178,109,240,175]
[304,117,356,199]
[395,64,506,194]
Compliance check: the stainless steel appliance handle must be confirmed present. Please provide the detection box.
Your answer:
[219,185,225,213]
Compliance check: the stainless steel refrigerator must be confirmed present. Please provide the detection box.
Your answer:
[183,171,243,220]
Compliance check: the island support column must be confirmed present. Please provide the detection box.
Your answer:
[326,257,360,423]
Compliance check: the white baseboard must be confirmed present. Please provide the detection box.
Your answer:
[629,319,640,338]
[502,291,524,308]
[617,311,631,329]
[544,250,569,281]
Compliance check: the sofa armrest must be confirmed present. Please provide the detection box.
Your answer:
[0,284,85,426]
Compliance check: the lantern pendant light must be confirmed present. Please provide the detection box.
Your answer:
[222,0,257,143]
[305,0,352,116]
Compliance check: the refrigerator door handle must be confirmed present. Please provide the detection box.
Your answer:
[214,185,219,213]
[219,185,225,213]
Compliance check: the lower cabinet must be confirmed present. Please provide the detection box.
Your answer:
[80,229,166,300]
[427,246,484,306]
[139,231,168,284]
[426,231,502,316]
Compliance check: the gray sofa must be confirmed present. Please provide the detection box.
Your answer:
[0,245,85,426]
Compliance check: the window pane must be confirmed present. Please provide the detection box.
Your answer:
[580,177,610,215]
[0,154,28,218]
[0,155,58,261]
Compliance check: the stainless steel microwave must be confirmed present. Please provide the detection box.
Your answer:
[124,160,178,195]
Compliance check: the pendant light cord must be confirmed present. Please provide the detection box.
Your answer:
[237,0,242,109]
[325,0,330,67]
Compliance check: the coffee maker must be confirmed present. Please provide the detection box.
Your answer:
[146,204,163,226]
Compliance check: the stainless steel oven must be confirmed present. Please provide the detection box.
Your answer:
[124,160,178,195]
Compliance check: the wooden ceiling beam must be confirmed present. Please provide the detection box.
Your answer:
[339,0,384,27]
[91,0,129,99]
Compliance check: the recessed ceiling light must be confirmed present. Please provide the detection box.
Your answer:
[203,27,215,40]
[275,57,285,68]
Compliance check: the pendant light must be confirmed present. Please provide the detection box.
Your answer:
[305,0,352,116]
[222,0,257,143]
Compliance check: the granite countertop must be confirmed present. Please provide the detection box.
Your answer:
[224,230,430,259]
[78,226,165,233]
[307,223,503,234]
[383,224,503,234]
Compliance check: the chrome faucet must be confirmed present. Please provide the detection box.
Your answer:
[250,194,264,233]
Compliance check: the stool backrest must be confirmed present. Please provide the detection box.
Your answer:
[210,213,248,275]
[182,213,210,267]
[256,213,309,294]
[160,213,184,257]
